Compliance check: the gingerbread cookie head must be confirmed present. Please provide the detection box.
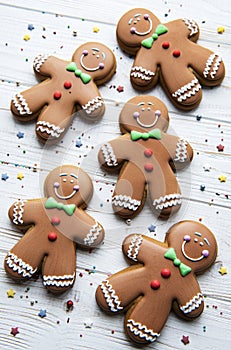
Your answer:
[165,220,218,273]
[116,8,225,110]
[96,220,218,345]
[119,95,169,134]
[72,42,116,85]
[44,165,93,207]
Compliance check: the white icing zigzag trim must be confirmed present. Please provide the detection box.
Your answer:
[182,18,199,36]
[82,96,103,114]
[131,66,155,81]
[83,222,102,246]
[36,121,65,138]
[180,292,203,314]
[43,273,75,287]
[12,93,32,115]
[127,319,160,342]
[101,143,118,167]
[153,193,182,210]
[127,234,143,262]
[172,78,201,102]
[203,54,222,79]
[6,252,37,278]
[174,138,188,162]
[33,53,49,72]
[13,200,26,225]
[112,195,141,211]
[100,279,123,312]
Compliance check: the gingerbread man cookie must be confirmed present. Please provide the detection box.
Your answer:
[98,95,193,219]
[116,8,225,110]
[96,220,218,344]
[4,165,104,293]
[11,42,116,143]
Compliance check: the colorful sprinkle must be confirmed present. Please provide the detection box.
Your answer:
[216,144,224,152]
[217,26,225,34]
[10,327,19,336]
[93,26,100,33]
[219,266,227,275]
[148,224,156,232]
[218,175,227,182]
[181,335,190,345]
[7,288,16,298]
[1,173,9,181]
[23,34,31,41]
[17,172,24,180]
[38,309,47,318]
[17,131,24,139]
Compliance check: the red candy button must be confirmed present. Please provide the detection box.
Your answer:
[172,49,181,58]
[150,280,160,290]
[53,91,62,100]
[162,41,170,49]
[144,163,153,172]
[144,149,153,158]
[64,81,72,89]
[161,268,171,278]
[51,217,60,225]
[48,232,57,242]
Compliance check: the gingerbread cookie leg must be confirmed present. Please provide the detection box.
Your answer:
[148,163,182,218]
[41,241,76,293]
[112,162,146,219]
[4,230,44,281]
[96,267,146,314]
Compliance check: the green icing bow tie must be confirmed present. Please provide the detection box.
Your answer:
[66,62,91,84]
[142,24,168,49]
[45,197,76,216]
[164,247,192,277]
[130,128,162,141]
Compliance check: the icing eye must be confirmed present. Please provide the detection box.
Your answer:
[130,27,136,34]
[133,111,140,119]
[155,110,161,117]
[194,238,198,242]
[184,235,191,242]
[70,180,74,183]
[147,107,151,111]
[82,50,88,56]
[73,185,79,191]
[144,14,149,20]
[200,242,204,246]
[141,107,145,111]
[202,249,209,257]
[63,178,67,182]
[54,182,60,188]
[99,62,104,69]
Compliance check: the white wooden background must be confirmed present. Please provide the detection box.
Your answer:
[0,0,230,349]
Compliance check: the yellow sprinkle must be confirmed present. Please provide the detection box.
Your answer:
[23,34,31,41]
[218,174,227,182]
[17,172,24,180]
[7,288,16,298]
[219,266,227,275]
[93,26,100,33]
[217,26,225,34]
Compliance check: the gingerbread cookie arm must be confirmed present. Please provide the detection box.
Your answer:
[173,278,204,319]
[131,49,159,90]
[161,133,193,170]
[96,267,145,314]
[122,234,165,264]
[8,199,42,227]
[33,54,61,78]
[70,209,104,247]
[189,45,225,86]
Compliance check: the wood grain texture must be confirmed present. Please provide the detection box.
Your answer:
[0,0,230,349]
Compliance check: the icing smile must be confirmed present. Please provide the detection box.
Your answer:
[133,102,161,128]
[54,173,79,200]
[129,13,153,36]
[80,48,105,72]
[181,233,210,262]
